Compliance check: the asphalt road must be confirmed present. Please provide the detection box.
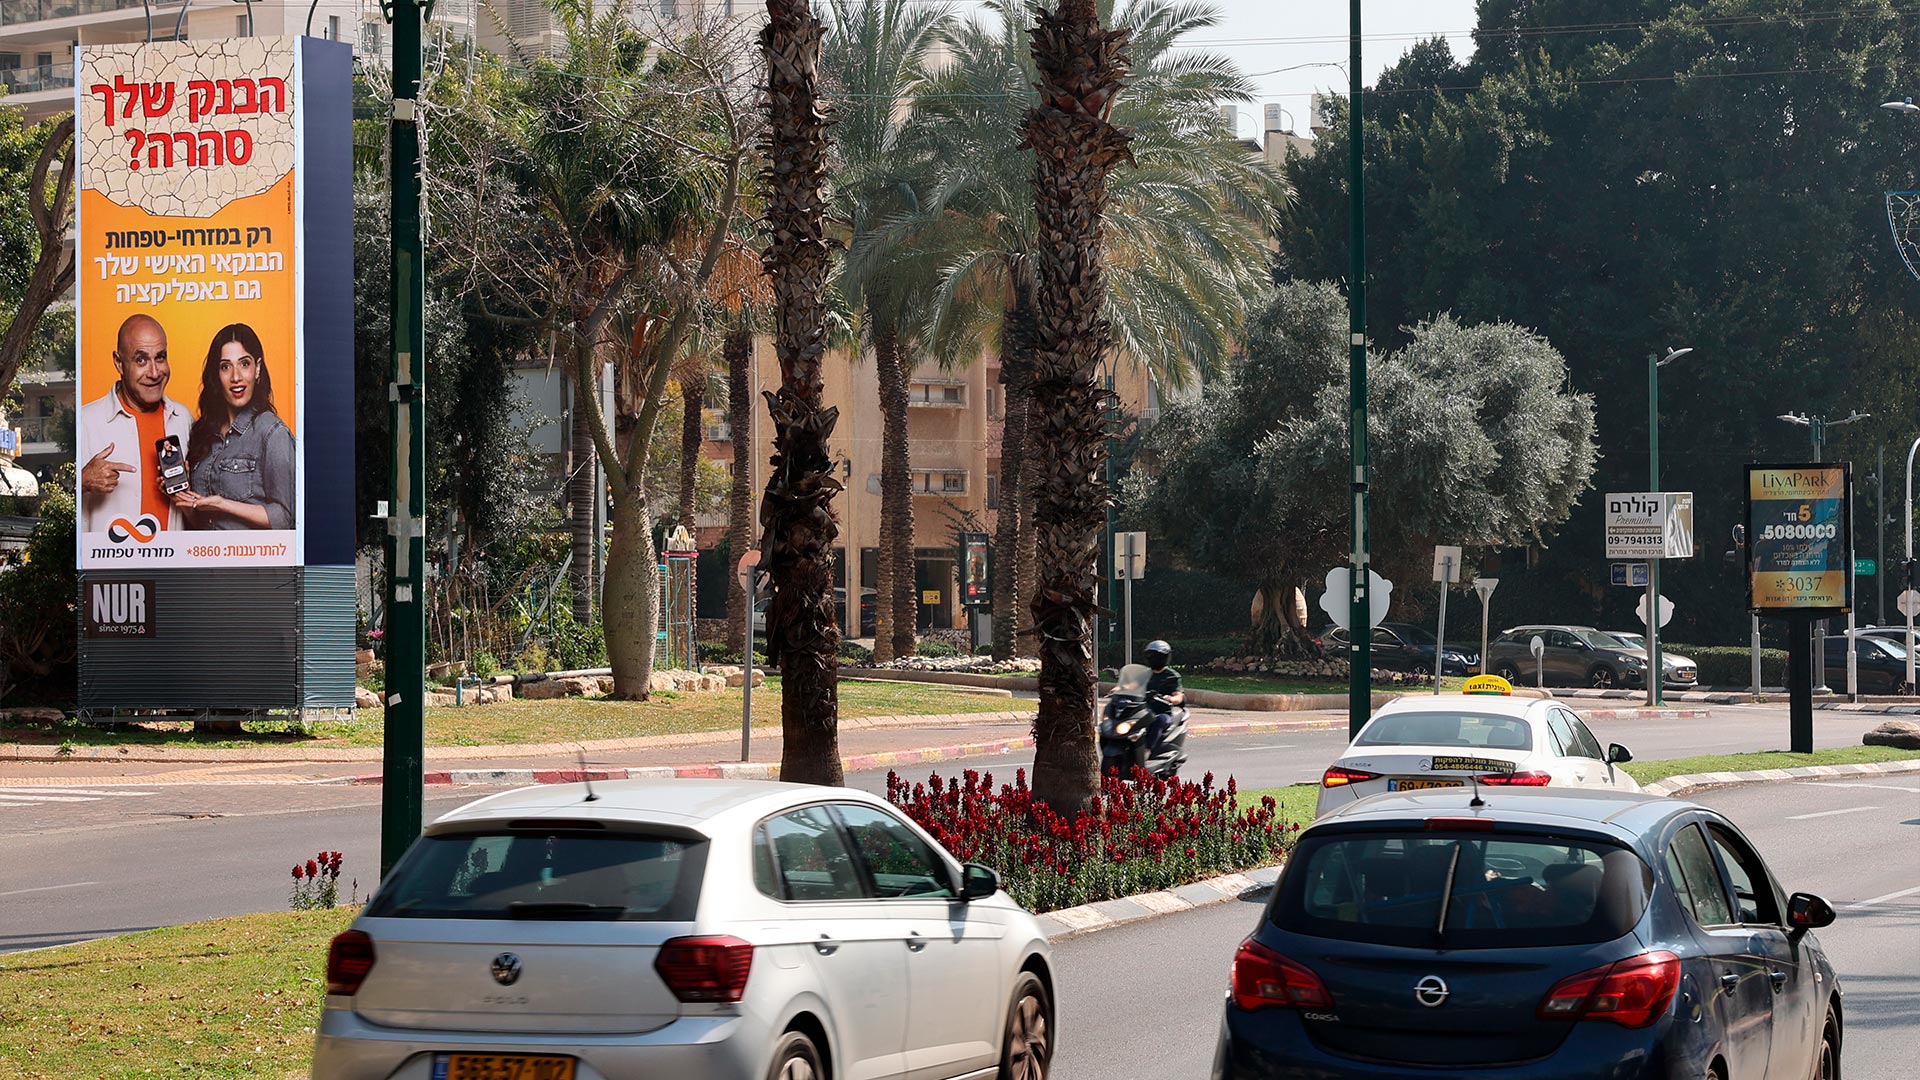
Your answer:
[0,703,1895,954]
[853,702,1890,796]
[1047,774,1920,1080]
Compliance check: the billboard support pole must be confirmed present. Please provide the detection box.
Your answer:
[1346,0,1371,739]
[381,0,429,877]
[1788,612,1814,753]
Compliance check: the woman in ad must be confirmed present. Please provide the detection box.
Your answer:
[170,322,296,530]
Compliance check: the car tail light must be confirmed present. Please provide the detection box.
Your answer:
[1476,771,1552,787]
[1537,951,1681,1029]
[1423,816,1496,831]
[1231,938,1332,1011]
[325,930,376,995]
[1321,766,1379,788]
[656,935,754,1003]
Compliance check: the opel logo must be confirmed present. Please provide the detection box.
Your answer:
[491,953,522,986]
[1414,975,1450,1008]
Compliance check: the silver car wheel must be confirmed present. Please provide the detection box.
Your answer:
[1009,990,1049,1080]
[779,1058,816,1080]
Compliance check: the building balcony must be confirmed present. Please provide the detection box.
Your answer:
[1,61,74,95]
[2,0,185,28]
[908,381,967,408]
[13,414,65,455]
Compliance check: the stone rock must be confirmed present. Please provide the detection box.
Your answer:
[487,684,514,702]
[425,690,458,707]
[521,677,595,700]
[354,686,381,710]
[725,670,767,688]
[1863,719,1920,750]
[595,676,616,695]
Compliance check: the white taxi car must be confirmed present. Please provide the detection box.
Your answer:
[1314,676,1640,818]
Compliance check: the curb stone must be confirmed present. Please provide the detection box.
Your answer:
[344,717,1346,786]
[1035,864,1283,941]
[1642,757,1920,798]
[1580,708,1712,721]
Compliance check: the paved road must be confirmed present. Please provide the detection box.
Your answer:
[1047,774,1920,1080]
[0,703,1897,953]
[856,702,1890,796]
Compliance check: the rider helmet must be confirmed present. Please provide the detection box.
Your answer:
[1143,640,1172,670]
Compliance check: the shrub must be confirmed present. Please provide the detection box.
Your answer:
[914,640,964,659]
[1666,644,1788,687]
[472,651,500,678]
[838,640,874,665]
[887,767,1299,913]
[0,468,78,706]
[515,642,551,674]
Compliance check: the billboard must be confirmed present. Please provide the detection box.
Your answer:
[1746,465,1851,612]
[1603,492,1694,559]
[960,532,991,608]
[74,39,305,570]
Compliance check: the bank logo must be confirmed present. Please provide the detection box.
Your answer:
[107,514,160,544]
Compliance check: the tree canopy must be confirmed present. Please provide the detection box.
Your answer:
[1130,281,1597,652]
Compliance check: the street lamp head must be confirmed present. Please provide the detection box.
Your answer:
[1776,413,1810,425]
[1657,347,1694,367]
[1882,97,1919,114]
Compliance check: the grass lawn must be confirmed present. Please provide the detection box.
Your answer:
[1621,744,1920,786]
[1236,783,1321,829]
[0,679,1018,752]
[0,908,353,1080]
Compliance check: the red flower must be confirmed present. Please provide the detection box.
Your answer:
[291,864,305,880]
[306,859,320,878]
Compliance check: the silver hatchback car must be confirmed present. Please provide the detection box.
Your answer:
[313,780,1055,1080]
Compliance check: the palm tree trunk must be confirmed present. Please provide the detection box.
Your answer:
[678,379,704,527]
[569,342,599,624]
[724,329,755,658]
[1022,0,1133,811]
[760,0,843,786]
[874,494,896,663]
[990,302,1036,660]
[874,319,916,661]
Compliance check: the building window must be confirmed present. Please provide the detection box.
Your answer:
[985,386,1001,419]
[909,381,967,407]
[660,0,677,15]
[327,15,342,40]
[237,13,252,36]
[38,396,55,417]
[703,408,732,442]
[987,475,999,510]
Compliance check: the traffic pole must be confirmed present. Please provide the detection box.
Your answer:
[381,0,428,878]
[1345,0,1371,738]
[1432,556,1450,696]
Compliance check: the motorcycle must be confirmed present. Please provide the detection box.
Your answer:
[1099,663,1190,779]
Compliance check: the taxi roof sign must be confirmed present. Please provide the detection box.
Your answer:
[1462,674,1514,696]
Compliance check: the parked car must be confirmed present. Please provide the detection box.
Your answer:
[1822,632,1912,694]
[751,587,877,638]
[1603,631,1700,690]
[1319,622,1478,677]
[1315,686,1639,819]
[1484,625,1694,691]
[1857,625,1919,653]
[313,780,1054,1080]
[1215,788,1843,1080]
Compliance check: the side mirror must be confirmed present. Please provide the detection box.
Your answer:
[1788,892,1836,931]
[1607,743,1634,764]
[962,863,1000,902]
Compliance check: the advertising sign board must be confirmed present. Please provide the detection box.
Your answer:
[1604,492,1695,559]
[1745,464,1851,612]
[84,579,154,637]
[959,531,991,607]
[75,39,308,570]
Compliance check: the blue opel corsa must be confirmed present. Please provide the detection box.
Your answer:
[1214,789,1841,1080]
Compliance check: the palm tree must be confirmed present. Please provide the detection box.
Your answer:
[760,0,844,785]
[904,0,1285,668]
[825,0,953,664]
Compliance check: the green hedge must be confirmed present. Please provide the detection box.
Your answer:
[1667,644,1787,687]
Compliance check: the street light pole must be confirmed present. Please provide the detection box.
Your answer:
[1647,348,1690,707]
[1346,0,1372,737]
[1907,436,1919,692]
[381,0,429,877]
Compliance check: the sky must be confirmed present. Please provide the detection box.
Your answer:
[1203,0,1482,139]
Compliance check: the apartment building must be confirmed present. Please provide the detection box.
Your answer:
[693,339,1153,633]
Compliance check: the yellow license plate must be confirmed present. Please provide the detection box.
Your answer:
[437,1054,576,1080]
[1389,779,1465,791]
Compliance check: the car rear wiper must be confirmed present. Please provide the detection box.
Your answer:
[505,901,625,919]
[1435,843,1463,937]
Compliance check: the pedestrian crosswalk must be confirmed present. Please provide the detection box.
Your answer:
[0,787,159,806]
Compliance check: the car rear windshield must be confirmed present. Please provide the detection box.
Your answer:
[1273,831,1651,948]
[366,829,707,921]
[1355,711,1533,752]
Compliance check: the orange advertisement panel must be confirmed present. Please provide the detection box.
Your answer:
[74,39,302,569]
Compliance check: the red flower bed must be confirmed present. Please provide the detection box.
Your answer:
[886,767,1300,913]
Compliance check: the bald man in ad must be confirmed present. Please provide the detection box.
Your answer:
[78,313,195,534]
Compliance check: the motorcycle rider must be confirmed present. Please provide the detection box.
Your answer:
[1140,640,1185,752]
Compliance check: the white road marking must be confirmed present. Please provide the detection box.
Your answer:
[0,788,158,797]
[1850,884,1920,909]
[1217,744,1300,752]
[0,795,101,803]
[1792,781,1920,794]
[1786,805,1880,820]
[0,881,98,899]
